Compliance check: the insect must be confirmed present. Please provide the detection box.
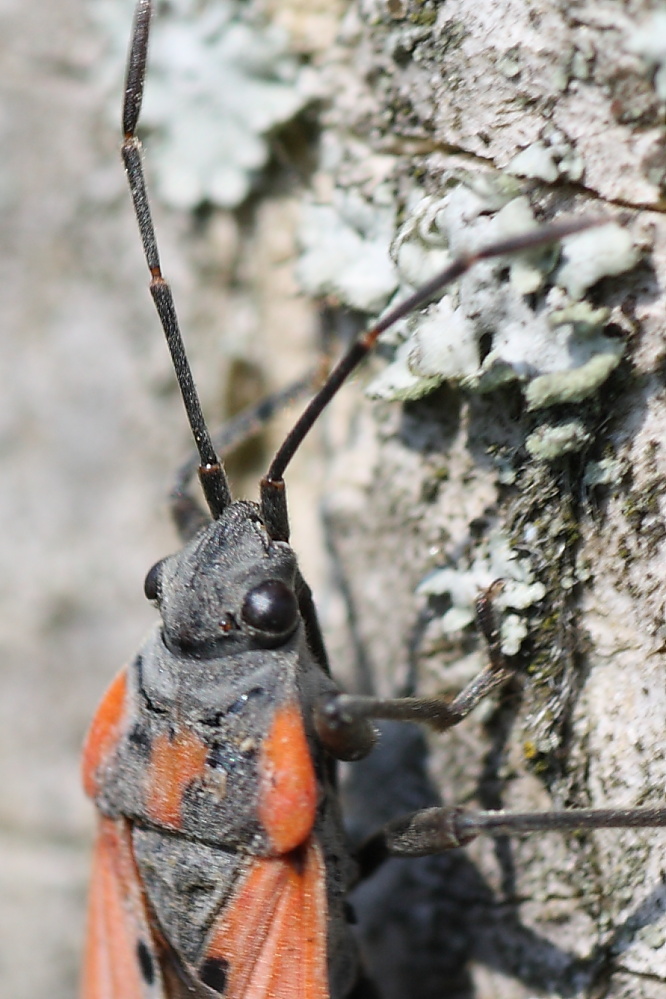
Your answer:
[81,2,666,997]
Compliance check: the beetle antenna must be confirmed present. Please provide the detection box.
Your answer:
[121,0,231,519]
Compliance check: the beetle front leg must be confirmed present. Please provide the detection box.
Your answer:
[315,582,514,742]
[314,691,379,762]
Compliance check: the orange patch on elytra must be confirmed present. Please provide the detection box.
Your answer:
[202,838,328,999]
[82,816,157,999]
[145,727,209,828]
[82,670,128,800]
[258,702,317,853]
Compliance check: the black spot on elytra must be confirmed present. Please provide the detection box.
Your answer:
[128,723,152,758]
[286,843,307,876]
[201,711,224,727]
[136,940,155,985]
[200,956,229,993]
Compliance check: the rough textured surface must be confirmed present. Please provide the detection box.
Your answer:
[4,1,666,999]
[311,2,666,998]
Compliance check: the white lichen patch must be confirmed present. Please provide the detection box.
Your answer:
[91,0,309,209]
[363,189,634,408]
[556,223,640,300]
[627,10,666,101]
[364,339,442,401]
[418,532,546,656]
[507,133,585,186]
[408,297,479,380]
[497,196,549,295]
[296,194,399,313]
[507,141,559,184]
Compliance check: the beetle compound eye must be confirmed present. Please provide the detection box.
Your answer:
[143,560,163,602]
[241,580,298,636]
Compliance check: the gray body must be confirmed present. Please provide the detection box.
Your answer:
[92,501,363,998]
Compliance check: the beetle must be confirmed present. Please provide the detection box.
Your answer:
[81,2,666,997]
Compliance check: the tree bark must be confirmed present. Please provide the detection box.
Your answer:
[312,2,666,998]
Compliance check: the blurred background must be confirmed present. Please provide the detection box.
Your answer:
[0,2,328,994]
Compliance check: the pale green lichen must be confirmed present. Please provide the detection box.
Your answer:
[91,0,308,209]
[583,456,623,488]
[526,421,592,461]
[548,301,611,331]
[525,349,623,410]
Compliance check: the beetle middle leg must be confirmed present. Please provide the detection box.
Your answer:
[315,582,515,755]
[315,580,666,866]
